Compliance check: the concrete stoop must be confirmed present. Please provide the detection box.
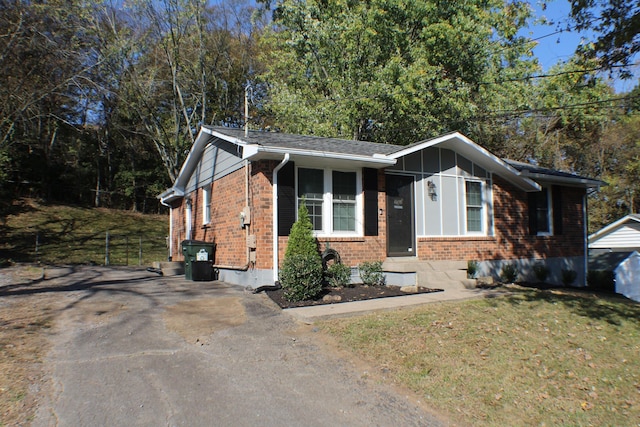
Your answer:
[152,261,185,276]
[383,258,476,290]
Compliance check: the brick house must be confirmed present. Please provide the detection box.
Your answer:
[159,126,602,288]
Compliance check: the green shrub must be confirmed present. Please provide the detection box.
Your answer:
[325,262,352,288]
[280,254,324,302]
[533,263,550,282]
[284,201,319,260]
[359,261,385,286]
[561,269,578,286]
[280,201,323,302]
[467,260,478,279]
[587,270,615,292]
[500,263,518,283]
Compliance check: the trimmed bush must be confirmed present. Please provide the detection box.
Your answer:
[587,270,615,292]
[280,254,323,301]
[359,261,385,286]
[325,262,352,288]
[561,269,578,286]
[284,201,319,260]
[500,263,518,283]
[467,260,478,279]
[533,263,550,282]
[280,201,323,302]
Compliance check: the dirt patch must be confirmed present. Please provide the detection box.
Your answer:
[266,284,443,309]
[163,297,247,345]
[0,266,58,427]
[70,300,129,324]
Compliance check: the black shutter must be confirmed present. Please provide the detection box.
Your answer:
[552,185,563,235]
[528,192,538,235]
[363,168,379,236]
[278,161,295,236]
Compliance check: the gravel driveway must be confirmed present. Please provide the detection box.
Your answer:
[30,266,445,427]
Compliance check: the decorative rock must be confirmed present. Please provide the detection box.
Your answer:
[400,286,418,293]
[322,294,342,303]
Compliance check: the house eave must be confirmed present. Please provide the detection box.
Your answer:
[243,145,397,169]
[519,171,604,189]
[389,132,541,191]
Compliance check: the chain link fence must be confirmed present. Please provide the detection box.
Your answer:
[27,231,168,266]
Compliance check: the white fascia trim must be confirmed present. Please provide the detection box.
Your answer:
[202,126,249,146]
[390,132,540,192]
[518,172,604,189]
[244,145,396,166]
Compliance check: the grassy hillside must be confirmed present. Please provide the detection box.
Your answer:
[0,199,168,266]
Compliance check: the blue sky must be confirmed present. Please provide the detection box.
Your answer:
[523,1,638,93]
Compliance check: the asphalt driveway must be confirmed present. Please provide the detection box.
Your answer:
[29,266,445,427]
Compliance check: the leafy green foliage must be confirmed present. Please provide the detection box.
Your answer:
[587,270,615,292]
[561,269,578,286]
[260,0,537,144]
[500,263,518,283]
[358,261,385,286]
[533,263,550,283]
[280,254,324,302]
[325,262,352,288]
[467,260,478,279]
[280,202,323,301]
[284,202,319,259]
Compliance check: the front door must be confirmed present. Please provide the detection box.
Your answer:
[386,174,415,256]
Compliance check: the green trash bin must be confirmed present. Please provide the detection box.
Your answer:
[181,240,216,281]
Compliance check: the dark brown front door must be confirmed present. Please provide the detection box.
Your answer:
[386,174,415,256]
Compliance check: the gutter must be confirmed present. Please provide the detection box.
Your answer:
[272,153,290,283]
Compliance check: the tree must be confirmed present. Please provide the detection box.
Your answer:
[280,202,323,302]
[570,0,640,77]
[259,0,538,145]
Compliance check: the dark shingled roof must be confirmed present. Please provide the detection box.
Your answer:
[504,159,599,183]
[206,126,402,157]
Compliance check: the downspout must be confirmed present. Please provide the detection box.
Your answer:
[272,153,290,283]
[212,160,252,271]
[583,191,588,287]
[160,198,173,261]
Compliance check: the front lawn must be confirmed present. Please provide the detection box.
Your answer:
[321,286,640,426]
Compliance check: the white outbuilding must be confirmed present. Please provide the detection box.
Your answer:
[589,214,640,253]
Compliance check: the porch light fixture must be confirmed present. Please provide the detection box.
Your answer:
[427,180,437,201]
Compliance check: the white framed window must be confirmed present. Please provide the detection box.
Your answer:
[297,167,361,235]
[535,187,553,235]
[332,171,357,232]
[202,187,211,225]
[465,180,484,233]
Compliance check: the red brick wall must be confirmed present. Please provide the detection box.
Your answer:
[171,167,247,265]
[416,176,586,261]
[171,165,586,268]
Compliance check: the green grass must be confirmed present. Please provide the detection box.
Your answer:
[0,199,168,266]
[321,287,640,427]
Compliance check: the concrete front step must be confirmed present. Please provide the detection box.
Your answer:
[383,258,474,290]
[152,261,185,276]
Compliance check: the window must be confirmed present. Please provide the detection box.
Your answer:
[535,187,552,235]
[332,171,357,231]
[465,181,483,233]
[297,167,360,234]
[202,187,211,224]
[298,168,324,230]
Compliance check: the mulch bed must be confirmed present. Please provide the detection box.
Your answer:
[265,284,443,309]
